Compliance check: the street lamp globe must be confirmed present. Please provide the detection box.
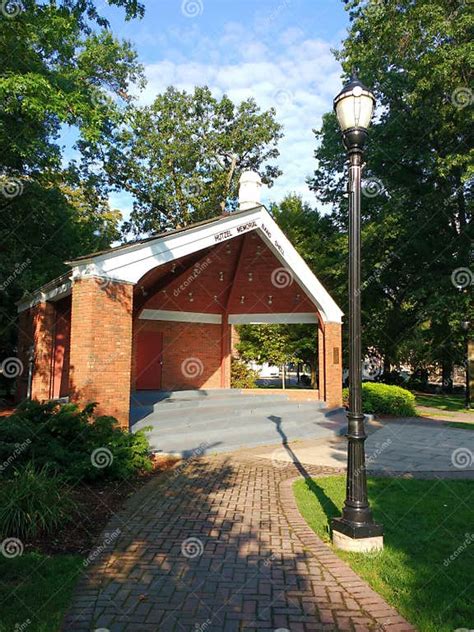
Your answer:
[333,73,376,152]
[461,320,469,332]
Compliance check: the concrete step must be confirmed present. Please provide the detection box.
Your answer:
[131,389,321,405]
[131,399,327,427]
[131,391,290,409]
[138,412,340,455]
[136,394,291,410]
[132,402,328,432]
[131,389,276,403]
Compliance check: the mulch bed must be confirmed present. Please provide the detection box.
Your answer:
[24,455,180,557]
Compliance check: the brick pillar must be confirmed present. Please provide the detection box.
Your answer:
[26,302,56,401]
[321,322,342,409]
[318,325,325,399]
[220,315,231,388]
[69,277,133,428]
[230,325,240,357]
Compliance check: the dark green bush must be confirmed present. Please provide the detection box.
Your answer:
[0,400,152,483]
[0,464,76,538]
[342,382,417,417]
[230,358,259,389]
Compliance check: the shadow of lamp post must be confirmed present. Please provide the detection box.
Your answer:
[331,73,384,553]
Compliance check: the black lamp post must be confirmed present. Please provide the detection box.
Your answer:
[331,73,383,551]
[461,321,470,409]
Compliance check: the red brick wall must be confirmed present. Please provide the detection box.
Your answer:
[132,318,225,391]
[227,233,316,315]
[17,301,71,402]
[69,278,133,428]
[323,322,342,409]
[141,233,316,316]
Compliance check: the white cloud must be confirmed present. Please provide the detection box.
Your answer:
[134,22,342,210]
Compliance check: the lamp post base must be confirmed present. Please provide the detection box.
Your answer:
[331,517,384,552]
[332,529,383,553]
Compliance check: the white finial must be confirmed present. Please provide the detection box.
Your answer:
[238,170,262,210]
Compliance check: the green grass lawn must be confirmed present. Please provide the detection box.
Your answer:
[447,421,474,430]
[0,552,83,631]
[294,476,474,632]
[414,391,470,413]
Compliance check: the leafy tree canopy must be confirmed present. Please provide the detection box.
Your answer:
[308,0,473,379]
[237,324,316,368]
[0,0,144,354]
[102,86,283,235]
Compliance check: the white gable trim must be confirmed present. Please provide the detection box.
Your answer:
[255,210,343,324]
[22,206,343,323]
[17,279,72,313]
[70,206,342,323]
[70,208,261,284]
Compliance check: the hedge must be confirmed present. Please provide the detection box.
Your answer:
[342,382,417,417]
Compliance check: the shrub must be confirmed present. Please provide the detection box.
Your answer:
[0,400,152,483]
[342,382,417,417]
[0,464,76,539]
[231,358,259,389]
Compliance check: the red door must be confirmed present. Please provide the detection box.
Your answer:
[136,331,163,390]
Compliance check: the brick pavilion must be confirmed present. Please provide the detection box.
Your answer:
[16,172,343,428]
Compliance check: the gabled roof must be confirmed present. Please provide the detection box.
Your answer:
[18,206,343,323]
[67,210,240,264]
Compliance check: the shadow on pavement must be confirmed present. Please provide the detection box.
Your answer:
[268,414,341,522]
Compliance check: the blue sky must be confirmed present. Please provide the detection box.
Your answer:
[79,0,351,219]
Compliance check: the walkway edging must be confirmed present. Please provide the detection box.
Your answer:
[278,475,415,632]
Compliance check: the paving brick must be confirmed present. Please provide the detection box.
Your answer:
[63,455,415,632]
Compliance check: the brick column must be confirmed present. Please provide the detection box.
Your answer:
[321,322,342,409]
[230,325,240,357]
[26,302,56,401]
[318,325,325,399]
[69,277,133,428]
[220,315,231,388]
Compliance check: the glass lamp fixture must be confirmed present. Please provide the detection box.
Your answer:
[333,73,376,153]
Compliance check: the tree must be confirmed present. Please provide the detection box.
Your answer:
[237,324,297,368]
[308,0,473,386]
[0,1,144,357]
[236,324,319,387]
[103,86,283,235]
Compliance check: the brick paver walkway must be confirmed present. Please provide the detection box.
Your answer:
[63,455,414,631]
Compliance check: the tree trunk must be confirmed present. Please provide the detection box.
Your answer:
[442,360,453,393]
